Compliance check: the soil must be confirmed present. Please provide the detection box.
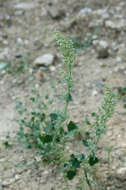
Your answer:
[0,0,126,189]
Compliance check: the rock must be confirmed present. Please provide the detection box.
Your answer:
[96,40,109,58]
[0,48,9,59]
[49,66,56,72]
[105,19,126,31]
[35,70,45,81]
[14,3,35,10]
[34,54,55,66]
[116,167,126,179]
[48,6,65,19]
[93,9,109,19]
[17,38,23,45]
[78,7,92,17]
[116,56,122,63]
[15,10,24,16]
[92,90,98,96]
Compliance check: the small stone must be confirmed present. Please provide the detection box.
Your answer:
[105,19,126,31]
[49,66,56,72]
[116,56,122,63]
[34,54,55,66]
[17,38,23,45]
[15,175,20,180]
[3,40,8,45]
[96,40,109,59]
[48,6,65,19]
[43,170,49,176]
[92,90,98,96]
[14,3,35,10]
[15,10,24,16]
[78,7,92,17]
[116,167,126,178]
[35,84,39,88]
[0,48,9,59]
[35,70,45,81]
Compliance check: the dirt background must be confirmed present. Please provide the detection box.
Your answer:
[0,0,126,189]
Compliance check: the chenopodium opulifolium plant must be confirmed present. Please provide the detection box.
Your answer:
[16,32,117,189]
[16,33,80,164]
[63,86,117,189]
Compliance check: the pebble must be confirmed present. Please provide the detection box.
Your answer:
[92,90,98,96]
[15,10,24,16]
[116,56,122,63]
[0,48,9,59]
[48,6,65,19]
[34,54,55,66]
[96,40,109,59]
[116,167,126,178]
[78,7,92,17]
[105,19,126,30]
[17,38,23,45]
[35,70,45,81]
[14,3,35,10]
[49,66,56,72]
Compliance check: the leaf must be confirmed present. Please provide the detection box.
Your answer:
[67,121,78,131]
[66,169,77,180]
[85,116,91,125]
[82,139,89,147]
[3,141,11,148]
[91,112,98,118]
[68,93,72,102]
[88,154,99,166]
[78,153,85,161]
[50,113,58,121]
[30,97,35,102]
[41,135,53,143]
[40,113,46,121]
[70,154,80,169]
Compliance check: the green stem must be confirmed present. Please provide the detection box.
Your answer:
[83,169,93,190]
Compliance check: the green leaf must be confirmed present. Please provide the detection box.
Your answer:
[50,113,58,121]
[88,154,99,166]
[85,116,91,125]
[82,139,89,147]
[68,93,72,102]
[70,154,80,168]
[41,135,53,143]
[30,97,35,102]
[66,169,77,180]
[91,112,98,117]
[67,121,78,131]
[3,141,12,148]
[40,113,46,121]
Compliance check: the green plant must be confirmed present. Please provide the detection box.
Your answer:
[16,32,117,189]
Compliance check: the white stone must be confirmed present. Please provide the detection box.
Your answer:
[78,8,92,17]
[49,66,56,72]
[15,3,35,10]
[99,40,108,49]
[116,56,122,63]
[0,48,9,59]
[117,167,126,175]
[105,19,126,30]
[34,54,55,66]
[17,38,23,45]
[92,90,98,96]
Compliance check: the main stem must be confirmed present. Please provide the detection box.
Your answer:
[64,68,72,116]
